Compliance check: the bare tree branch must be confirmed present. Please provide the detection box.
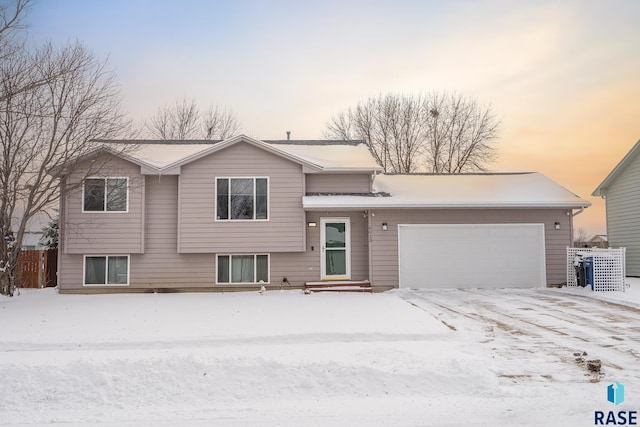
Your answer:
[324,92,500,173]
[0,0,30,39]
[573,227,591,247]
[145,98,241,140]
[0,39,132,296]
[202,105,240,140]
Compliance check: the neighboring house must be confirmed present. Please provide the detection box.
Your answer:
[593,139,640,276]
[57,135,590,292]
[589,235,608,248]
[574,235,608,249]
[21,231,47,250]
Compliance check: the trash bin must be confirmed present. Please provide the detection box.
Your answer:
[582,254,594,290]
[574,254,586,287]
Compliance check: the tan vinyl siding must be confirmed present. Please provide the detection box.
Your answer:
[306,173,371,193]
[58,253,83,289]
[269,211,369,286]
[369,209,571,288]
[604,151,640,275]
[59,175,216,290]
[59,207,368,290]
[63,155,144,254]
[132,175,215,286]
[178,141,305,253]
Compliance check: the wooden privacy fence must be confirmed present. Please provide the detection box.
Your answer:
[16,249,58,289]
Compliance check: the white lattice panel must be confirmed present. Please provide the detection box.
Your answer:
[566,247,626,292]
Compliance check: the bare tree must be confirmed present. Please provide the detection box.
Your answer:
[146,98,241,140]
[146,99,200,140]
[0,0,73,105]
[0,0,30,40]
[0,36,131,296]
[202,105,241,140]
[324,92,500,173]
[573,227,591,248]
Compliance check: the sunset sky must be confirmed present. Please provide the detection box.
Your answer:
[25,0,640,237]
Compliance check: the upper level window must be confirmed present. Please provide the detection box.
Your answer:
[216,178,268,220]
[83,178,128,212]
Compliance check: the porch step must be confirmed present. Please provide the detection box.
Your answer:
[305,280,372,293]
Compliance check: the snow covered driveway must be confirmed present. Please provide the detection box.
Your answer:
[1,287,640,426]
[402,288,640,381]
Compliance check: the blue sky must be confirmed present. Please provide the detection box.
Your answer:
[24,0,640,234]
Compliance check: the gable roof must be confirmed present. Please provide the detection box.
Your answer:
[49,144,161,176]
[93,135,381,174]
[303,172,591,209]
[267,142,380,171]
[592,139,640,197]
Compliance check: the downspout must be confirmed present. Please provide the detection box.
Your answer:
[367,210,373,288]
[569,207,585,248]
[57,177,66,289]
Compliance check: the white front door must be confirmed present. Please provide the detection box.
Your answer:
[320,218,351,280]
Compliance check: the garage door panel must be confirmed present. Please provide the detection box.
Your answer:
[398,224,546,289]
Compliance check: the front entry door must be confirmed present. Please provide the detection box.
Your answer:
[320,218,351,280]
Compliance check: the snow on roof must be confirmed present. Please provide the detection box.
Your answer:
[98,138,380,172]
[273,143,381,171]
[303,173,591,209]
[21,231,45,248]
[125,143,216,168]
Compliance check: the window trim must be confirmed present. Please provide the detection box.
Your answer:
[215,177,269,221]
[81,177,130,213]
[83,254,130,286]
[215,253,270,285]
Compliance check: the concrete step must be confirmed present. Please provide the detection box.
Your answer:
[305,280,372,293]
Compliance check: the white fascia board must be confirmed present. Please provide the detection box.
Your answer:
[302,198,591,210]
[321,166,383,173]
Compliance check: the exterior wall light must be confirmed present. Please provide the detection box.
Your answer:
[382,222,388,231]
[308,222,317,227]
[554,222,560,230]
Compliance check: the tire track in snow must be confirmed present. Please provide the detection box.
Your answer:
[459,289,640,363]
[401,289,640,382]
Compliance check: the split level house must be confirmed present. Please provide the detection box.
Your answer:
[57,135,590,293]
[593,138,640,276]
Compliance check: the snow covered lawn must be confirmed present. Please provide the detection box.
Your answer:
[1,283,640,426]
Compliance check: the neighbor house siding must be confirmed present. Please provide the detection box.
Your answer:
[62,154,145,254]
[603,150,640,276]
[369,209,571,289]
[305,173,371,193]
[178,142,305,253]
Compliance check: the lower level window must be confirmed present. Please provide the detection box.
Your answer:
[84,255,129,285]
[217,254,269,284]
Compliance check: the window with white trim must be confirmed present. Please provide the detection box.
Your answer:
[84,255,129,285]
[216,178,268,220]
[83,178,128,212]
[217,254,269,284]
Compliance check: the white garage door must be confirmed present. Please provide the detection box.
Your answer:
[398,224,546,289]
